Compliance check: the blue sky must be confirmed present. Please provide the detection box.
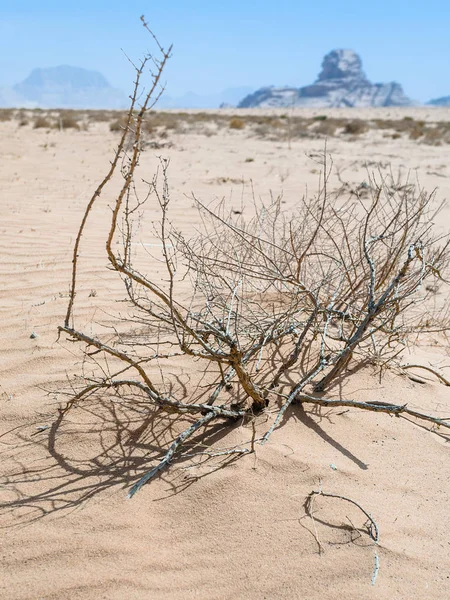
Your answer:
[1,1,449,101]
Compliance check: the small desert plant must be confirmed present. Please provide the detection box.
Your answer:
[59,19,450,500]
[0,109,14,121]
[409,126,424,140]
[33,116,52,129]
[423,126,444,145]
[109,117,128,132]
[146,112,180,131]
[343,119,368,135]
[58,113,80,130]
[88,110,116,122]
[229,117,245,130]
[315,119,337,137]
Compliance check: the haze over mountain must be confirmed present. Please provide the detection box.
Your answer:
[156,87,255,109]
[238,49,415,108]
[8,65,127,109]
[427,96,450,107]
[0,87,25,109]
[0,66,253,110]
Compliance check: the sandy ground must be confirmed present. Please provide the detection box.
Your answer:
[1,111,450,599]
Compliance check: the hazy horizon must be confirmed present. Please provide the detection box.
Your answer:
[1,1,450,103]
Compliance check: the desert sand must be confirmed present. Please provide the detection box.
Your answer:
[1,108,450,599]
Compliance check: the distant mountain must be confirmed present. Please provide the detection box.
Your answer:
[427,96,450,107]
[11,65,127,109]
[0,70,253,110]
[238,50,415,108]
[156,87,255,109]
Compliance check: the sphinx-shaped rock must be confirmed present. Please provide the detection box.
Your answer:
[238,50,414,108]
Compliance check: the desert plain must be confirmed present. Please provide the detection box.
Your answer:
[1,106,450,599]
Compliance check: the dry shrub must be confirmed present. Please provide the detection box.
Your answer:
[374,119,414,133]
[110,117,128,132]
[61,142,450,498]
[89,110,117,122]
[58,113,80,130]
[0,109,14,121]
[144,112,229,136]
[141,112,182,136]
[33,116,52,129]
[62,107,450,498]
[286,118,310,139]
[57,18,450,501]
[229,117,245,130]
[409,126,425,140]
[253,123,272,138]
[315,120,337,136]
[374,118,428,141]
[343,119,368,135]
[423,127,443,146]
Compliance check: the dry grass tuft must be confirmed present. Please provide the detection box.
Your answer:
[33,116,52,129]
[109,117,128,132]
[0,109,14,122]
[229,117,246,130]
[58,112,81,130]
[343,119,368,136]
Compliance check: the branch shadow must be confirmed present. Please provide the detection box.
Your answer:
[267,401,368,471]
[295,403,368,470]
[0,390,244,528]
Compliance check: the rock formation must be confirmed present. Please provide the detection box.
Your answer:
[238,49,414,108]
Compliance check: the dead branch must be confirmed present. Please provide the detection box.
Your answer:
[127,411,218,498]
[298,393,450,429]
[400,363,450,386]
[305,488,379,543]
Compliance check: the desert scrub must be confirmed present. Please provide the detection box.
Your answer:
[88,110,118,122]
[229,117,245,129]
[58,112,81,130]
[0,109,14,121]
[109,116,129,132]
[343,119,368,135]
[33,116,52,129]
[314,119,338,137]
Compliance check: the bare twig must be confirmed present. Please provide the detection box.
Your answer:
[128,411,217,498]
[400,363,450,386]
[306,489,379,543]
